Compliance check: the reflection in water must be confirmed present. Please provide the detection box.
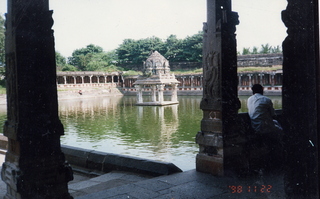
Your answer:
[58,96,201,171]
[0,95,282,171]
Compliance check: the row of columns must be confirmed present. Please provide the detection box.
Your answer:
[57,75,121,85]
[238,72,282,87]
[122,73,283,89]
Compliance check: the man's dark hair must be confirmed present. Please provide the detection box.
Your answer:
[252,84,263,94]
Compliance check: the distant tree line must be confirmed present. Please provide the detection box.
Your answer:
[116,33,203,65]
[240,44,282,55]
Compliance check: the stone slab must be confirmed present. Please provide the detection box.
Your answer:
[62,145,182,176]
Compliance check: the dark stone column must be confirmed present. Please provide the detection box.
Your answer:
[282,0,319,198]
[196,0,240,175]
[1,0,73,198]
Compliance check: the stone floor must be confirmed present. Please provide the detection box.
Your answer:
[0,151,285,199]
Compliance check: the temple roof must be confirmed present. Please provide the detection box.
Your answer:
[145,51,168,63]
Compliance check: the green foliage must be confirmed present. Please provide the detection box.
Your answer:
[55,51,67,70]
[180,32,203,62]
[242,47,251,55]
[240,44,282,55]
[116,37,166,65]
[0,14,5,67]
[68,44,104,70]
[61,64,78,71]
[67,44,119,71]
[238,65,282,72]
[116,32,203,68]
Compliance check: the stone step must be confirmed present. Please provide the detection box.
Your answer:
[69,170,152,198]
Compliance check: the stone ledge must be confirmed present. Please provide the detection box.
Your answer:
[61,145,182,177]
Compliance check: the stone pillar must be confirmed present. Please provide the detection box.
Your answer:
[282,1,319,197]
[158,84,164,103]
[191,76,194,87]
[135,85,143,103]
[182,77,185,88]
[89,75,93,84]
[97,76,100,84]
[72,76,76,84]
[259,73,264,85]
[238,74,242,87]
[171,84,178,102]
[104,76,107,83]
[270,72,275,90]
[63,76,67,84]
[1,1,73,198]
[196,0,239,176]
[248,74,253,87]
[81,76,84,84]
[151,85,157,102]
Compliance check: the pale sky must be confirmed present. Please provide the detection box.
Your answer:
[0,0,288,58]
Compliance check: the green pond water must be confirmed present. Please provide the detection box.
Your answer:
[0,95,282,171]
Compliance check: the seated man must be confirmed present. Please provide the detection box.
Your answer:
[247,84,282,138]
[247,84,283,170]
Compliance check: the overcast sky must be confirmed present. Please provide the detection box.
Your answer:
[0,0,288,58]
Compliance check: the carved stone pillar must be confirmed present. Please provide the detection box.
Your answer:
[72,76,76,84]
[196,0,240,176]
[1,1,73,198]
[282,1,319,197]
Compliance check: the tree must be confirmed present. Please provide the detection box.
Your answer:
[0,14,5,67]
[241,47,251,55]
[55,52,67,70]
[61,65,78,71]
[116,32,203,67]
[180,31,203,62]
[116,37,165,65]
[67,44,120,71]
[164,35,184,61]
[68,44,103,70]
[271,45,282,53]
[260,44,272,54]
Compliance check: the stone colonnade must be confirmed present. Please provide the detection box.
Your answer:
[122,72,283,92]
[56,72,123,87]
[238,71,283,90]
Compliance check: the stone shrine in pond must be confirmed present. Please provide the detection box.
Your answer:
[133,51,179,106]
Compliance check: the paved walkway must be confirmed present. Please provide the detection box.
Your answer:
[0,151,285,199]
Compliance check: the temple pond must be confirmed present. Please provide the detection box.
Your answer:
[0,95,282,171]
